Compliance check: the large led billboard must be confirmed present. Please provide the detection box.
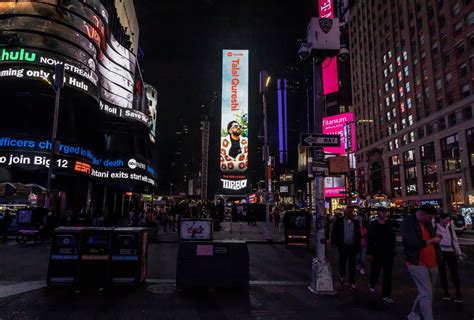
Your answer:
[0,1,152,132]
[220,50,249,193]
[322,112,355,155]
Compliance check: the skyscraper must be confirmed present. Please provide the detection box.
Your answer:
[349,0,474,212]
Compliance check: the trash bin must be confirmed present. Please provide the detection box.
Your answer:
[110,228,148,285]
[176,240,249,290]
[79,227,111,287]
[47,227,83,286]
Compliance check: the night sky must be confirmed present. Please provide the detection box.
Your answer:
[135,0,316,193]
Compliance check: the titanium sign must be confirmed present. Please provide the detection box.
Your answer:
[322,112,355,155]
[220,50,249,193]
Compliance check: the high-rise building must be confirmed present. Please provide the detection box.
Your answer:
[0,0,158,217]
[350,0,474,212]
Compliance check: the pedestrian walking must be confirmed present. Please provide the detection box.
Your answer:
[401,203,442,320]
[331,206,361,290]
[354,214,367,275]
[366,207,396,304]
[436,213,467,303]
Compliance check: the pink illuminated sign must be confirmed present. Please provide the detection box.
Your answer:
[319,0,334,18]
[322,57,339,95]
[318,0,339,95]
[325,177,345,198]
[322,112,356,155]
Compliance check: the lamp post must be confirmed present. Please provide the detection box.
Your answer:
[299,16,341,295]
[44,64,65,209]
[259,71,273,240]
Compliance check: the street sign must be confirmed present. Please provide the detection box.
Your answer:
[301,133,340,147]
[313,167,328,176]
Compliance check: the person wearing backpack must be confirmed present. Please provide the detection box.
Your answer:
[435,213,467,303]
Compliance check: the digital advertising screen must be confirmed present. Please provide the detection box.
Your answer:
[220,50,249,193]
[322,112,355,155]
[179,219,213,241]
[0,1,151,132]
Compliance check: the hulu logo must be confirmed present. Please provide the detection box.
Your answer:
[0,48,36,62]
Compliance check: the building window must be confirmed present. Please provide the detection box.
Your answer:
[468,12,474,26]
[387,111,391,121]
[436,79,443,91]
[445,72,453,85]
[456,43,465,56]
[403,50,408,60]
[385,83,389,92]
[391,93,396,102]
[402,118,407,129]
[418,127,425,139]
[408,114,414,125]
[448,112,457,127]
[439,14,446,27]
[404,66,409,77]
[424,87,430,99]
[427,124,434,135]
[443,53,450,64]
[390,78,395,87]
[455,21,463,36]
[389,64,393,72]
[399,86,404,97]
[390,155,402,197]
[452,2,461,16]
[441,134,460,171]
[410,131,416,142]
[392,107,397,117]
[383,54,387,63]
[464,106,473,120]
[439,117,446,131]
[406,82,411,93]
[386,97,390,106]
[397,56,401,66]
[407,98,412,109]
[420,148,437,183]
[461,84,471,98]
[459,63,468,78]
[384,68,388,77]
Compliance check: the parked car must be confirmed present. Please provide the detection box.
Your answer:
[451,214,466,235]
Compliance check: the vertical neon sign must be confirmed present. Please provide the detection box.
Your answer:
[318,0,339,95]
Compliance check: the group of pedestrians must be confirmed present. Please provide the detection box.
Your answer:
[331,204,467,320]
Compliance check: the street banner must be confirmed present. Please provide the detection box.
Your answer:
[220,50,249,193]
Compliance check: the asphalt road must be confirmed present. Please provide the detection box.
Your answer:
[0,237,473,319]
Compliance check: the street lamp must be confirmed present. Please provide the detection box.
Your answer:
[259,70,273,241]
[299,16,341,295]
[44,64,65,210]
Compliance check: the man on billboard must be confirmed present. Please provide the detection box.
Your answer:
[220,120,248,172]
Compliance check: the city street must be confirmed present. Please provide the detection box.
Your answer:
[1,233,473,319]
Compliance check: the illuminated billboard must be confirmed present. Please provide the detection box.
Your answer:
[322,112,355,155]
[220,50,249,192]
[0,1,152,132]
[318,0,339,95]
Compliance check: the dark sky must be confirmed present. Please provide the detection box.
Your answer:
[135,0,316,193]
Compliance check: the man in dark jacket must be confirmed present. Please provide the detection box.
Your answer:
[401,204,442,320]
[366,207,396,303]
[331,206,361,289]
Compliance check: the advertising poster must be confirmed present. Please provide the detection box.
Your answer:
[322,112,355,155]
[179,219,212,241]
[220,50,249,193]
